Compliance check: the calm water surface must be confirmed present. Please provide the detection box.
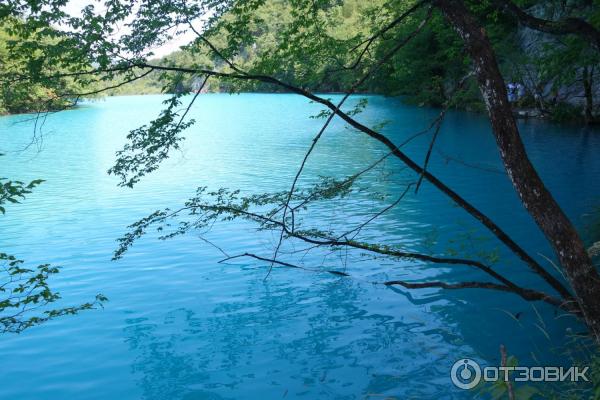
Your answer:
[1,94,599,399]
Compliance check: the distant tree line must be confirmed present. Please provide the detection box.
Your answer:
[1,1,598,123]
[95,0,600,123]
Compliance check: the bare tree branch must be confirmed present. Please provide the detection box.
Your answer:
[218,251,569,310]
[342,0,430,71]
[148,199,574,314]
[269,9,433,278]
[87,59,569,300]
[493,0,600,50]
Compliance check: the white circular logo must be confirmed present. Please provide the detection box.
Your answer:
[451,358,482,390]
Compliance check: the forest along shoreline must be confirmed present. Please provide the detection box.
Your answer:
[1,0,599,125]
[1,91,597,126]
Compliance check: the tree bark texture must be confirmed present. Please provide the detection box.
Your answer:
[436,0,600,342]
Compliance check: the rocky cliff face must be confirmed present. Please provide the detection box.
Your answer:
[513,3,599,122]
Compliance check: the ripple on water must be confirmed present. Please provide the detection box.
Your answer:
[1,94,599,399]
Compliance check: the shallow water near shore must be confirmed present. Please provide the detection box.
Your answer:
[1,94,599,399]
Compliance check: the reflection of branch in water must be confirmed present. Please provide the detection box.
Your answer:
[124,315,231,400]
[218,250,568,311]
[435,148,505,175]
[122,271,459,399]
[112,165,577,315]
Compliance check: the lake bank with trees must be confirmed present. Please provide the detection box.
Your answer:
[2,0,599,123]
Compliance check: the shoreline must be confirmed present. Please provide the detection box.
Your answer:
[2,93,597,126]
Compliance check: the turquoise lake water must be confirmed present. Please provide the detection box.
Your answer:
[1,94,599,399]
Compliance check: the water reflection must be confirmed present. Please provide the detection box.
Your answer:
[123,273,471,399]
[1,95,600,399]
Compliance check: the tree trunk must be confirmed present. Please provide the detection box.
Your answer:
[583,65,594,124]
[435,0,600,342]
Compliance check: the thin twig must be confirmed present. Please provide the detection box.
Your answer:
[500,344,516,400]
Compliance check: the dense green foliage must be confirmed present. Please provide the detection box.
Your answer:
[89,0,600,121]
[0,19,84,114]
[1,0,598,120]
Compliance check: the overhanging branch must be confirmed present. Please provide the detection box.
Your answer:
[130,61,572,301]
[493,0,600,50]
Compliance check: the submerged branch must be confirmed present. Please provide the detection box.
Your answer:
[113,190,574,314]
[219,251,570,311]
